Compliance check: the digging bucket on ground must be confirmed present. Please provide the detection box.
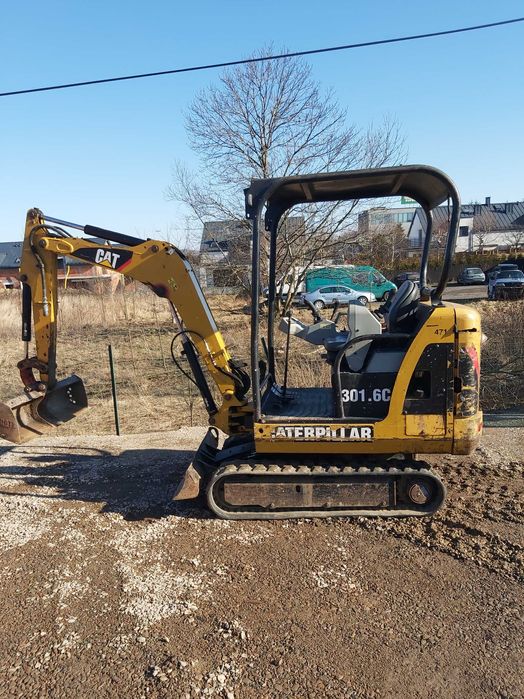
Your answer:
[0,375,88,444]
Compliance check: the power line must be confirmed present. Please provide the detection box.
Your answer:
[1,17,523,98]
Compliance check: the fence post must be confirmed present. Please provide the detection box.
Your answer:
[108,343,121,436]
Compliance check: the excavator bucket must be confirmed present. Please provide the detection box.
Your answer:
[0,375,87,444]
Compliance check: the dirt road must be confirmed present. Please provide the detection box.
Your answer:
[443,284,487,302]
[0,427,522,699]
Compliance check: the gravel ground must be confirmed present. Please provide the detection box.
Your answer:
[0,426,522,699]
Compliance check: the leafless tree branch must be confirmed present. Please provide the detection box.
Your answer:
[167,45,406,307]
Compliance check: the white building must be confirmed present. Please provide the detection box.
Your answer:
[358,206,417,236]
[408,198,524,254]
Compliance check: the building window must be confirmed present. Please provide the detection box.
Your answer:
[459,226,469,237]
[204,239,229,252]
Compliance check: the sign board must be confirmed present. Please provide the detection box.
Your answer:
[400,196,417,205]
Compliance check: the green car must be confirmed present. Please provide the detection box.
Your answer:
[305,265,396,301]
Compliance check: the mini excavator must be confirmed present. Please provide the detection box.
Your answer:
[0,165,482,519]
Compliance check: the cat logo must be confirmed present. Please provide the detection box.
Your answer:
[95,249,121,269]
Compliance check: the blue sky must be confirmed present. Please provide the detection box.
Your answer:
[1,1,523,243]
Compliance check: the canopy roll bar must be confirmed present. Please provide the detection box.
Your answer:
[244,164,461,420]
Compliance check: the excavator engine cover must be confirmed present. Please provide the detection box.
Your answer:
[0,375,87,444]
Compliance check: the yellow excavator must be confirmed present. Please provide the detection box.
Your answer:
[0,165,482,519]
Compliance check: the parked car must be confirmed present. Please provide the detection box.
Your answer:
[457,267,486,285]
[305,266,396,301]
[488,269,524,300]
[302,285,376,310]
[392,271,419,288]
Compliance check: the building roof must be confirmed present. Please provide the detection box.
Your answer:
[0,241,23,268]
[202,220,250,242]
[201,220,251,252]
[410,200,524,235]
[200,216,304,252]
[0,238,118,269]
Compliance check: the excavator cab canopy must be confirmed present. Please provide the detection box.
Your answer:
[244,164,461,421]
[245,164,460,299]
[247,165,455,214]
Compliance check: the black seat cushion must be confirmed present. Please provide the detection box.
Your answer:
[387,280,420,333]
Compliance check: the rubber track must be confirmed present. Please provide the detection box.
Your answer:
[206,459,446,520]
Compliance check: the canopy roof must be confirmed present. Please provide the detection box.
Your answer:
[245,165,459,227]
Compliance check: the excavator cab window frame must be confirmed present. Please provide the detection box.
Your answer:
[244,165,461,423]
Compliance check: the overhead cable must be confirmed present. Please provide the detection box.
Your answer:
[1,17,523,98]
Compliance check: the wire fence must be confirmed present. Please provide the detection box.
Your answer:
[1,288,523,436]
[55,329,211,437]
[481,335,524,412]
[59,316,523,437]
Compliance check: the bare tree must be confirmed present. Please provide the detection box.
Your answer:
[471,208,499,253]
[168,46,405,310]
[356,222,407,272]
[426,219,450,262]
[505,228,524,253]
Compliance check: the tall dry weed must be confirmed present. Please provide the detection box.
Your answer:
[476,300,524,410]
[0,292,22,338]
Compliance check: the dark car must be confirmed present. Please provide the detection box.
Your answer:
[457,267,485,285]
[392,271,419,287]
[488,269,524,300]
[484,263,519,285]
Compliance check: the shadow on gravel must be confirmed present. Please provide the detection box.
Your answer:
[0,444,111,456]
[0,447,209,521]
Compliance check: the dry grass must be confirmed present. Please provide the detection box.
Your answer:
[0,294,22,338]
[0,288,205,435]
[0,288,261,436]
[0,289,521,437]
[472,299,524,410]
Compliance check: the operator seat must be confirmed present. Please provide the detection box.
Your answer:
[386,280,420,332]
[333,280,421,418]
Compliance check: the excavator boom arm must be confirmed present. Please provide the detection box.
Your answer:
[0,209,251,443]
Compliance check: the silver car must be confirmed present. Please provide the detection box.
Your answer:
[457,267,485,285]
[302,285,376,310]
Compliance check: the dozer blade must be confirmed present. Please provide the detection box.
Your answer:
[173,427,219,501]
[0,375,87,444]
[173,462,203,501]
